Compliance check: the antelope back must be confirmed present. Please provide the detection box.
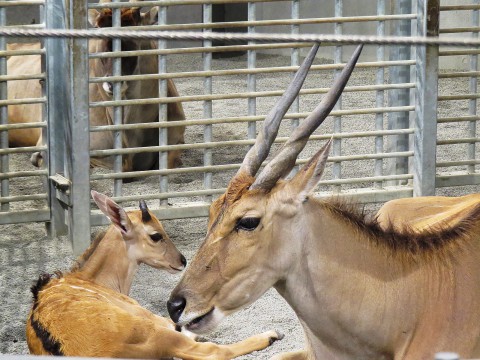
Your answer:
[167,44,363,333]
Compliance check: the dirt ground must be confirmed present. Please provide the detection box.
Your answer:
[2,47,480,359]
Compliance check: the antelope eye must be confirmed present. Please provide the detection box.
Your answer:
[150,233,163,242]
[236,217,260,231]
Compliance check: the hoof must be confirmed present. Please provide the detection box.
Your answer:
[268,330,284,345]
[30,152,43,167]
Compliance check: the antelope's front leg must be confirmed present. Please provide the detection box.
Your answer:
[160,329,283,360]
[269,350,309,360]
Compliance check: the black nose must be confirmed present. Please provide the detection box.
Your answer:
[107,82,113,92]
[180,255,187,267]
[167,296,186,323]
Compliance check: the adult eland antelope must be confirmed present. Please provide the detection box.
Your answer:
[167,43,480,360]
[8,0,185,171]
[27,191,282,359]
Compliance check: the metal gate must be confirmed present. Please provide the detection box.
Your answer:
[0,0,478,254]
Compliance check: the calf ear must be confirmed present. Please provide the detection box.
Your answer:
[288,138,332,202]
[88,9,100,27]
[91,191,133,235]
[141,7,159,25]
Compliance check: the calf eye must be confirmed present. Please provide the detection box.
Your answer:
[236,217,260,231]
[150,233,163,242]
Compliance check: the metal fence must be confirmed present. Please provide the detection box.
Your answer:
[0,0,478,254]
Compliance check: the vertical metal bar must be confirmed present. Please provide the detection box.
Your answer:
[68,0,90,255]
[375,0,385,189]
[45,0,69,236]
[112,0,122,196]
[468,0,479,174]
[332,0,343,193]
[387,0,412,184]
[290,0,300,176]
[247,2,256,143]
[158,5,169,207]
[203,4,213,203]
[0,5,8,212]
[414,0,439,196]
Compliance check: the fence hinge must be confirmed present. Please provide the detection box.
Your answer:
[49,173,71,207]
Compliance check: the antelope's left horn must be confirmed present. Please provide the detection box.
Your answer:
[139,200,151,222]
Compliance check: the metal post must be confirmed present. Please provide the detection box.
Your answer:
[247,2,257,146]
[333,0,343,194]
[158,5,169,207]
[203,4,213,203]
[0,4,8,212]
[414,0,439,196]
[387,0,412,185]
[45,0,69,236]
[468,0,479,174]
[112,0,122,197]
[374,0,385,189]
[290,0,300,176]
[68,0,90,255]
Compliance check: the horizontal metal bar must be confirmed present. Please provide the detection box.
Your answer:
[0,122,45,131]
[321,174,412,185]
[0,1,44,6]
[88,0,294,9]
[438,115,480,123]
[91,83,416,106]
[0,145,46,155]
[90,129,414,157]
[91,106,414,132]
[440,5,480,11]
[91,203,211,226]
[440,27,480,34]
[437,159,480,167]
[89,43,312,59]
[91,151,413,181]
[438,93,480,101]
[439,71,480,79]
[0,49,45,57]
[437,137,480,145]
[0,193,47,203]
[0,73,45,82]
[0,97,46,106]
[440,49,480,57]
[0,209,50,225]
[436,171,480,187]
[0,169,47,180]
[1,24,44,30]
[129,14,418,32]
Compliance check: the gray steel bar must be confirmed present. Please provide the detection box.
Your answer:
[247,2,257,150]
[203,3,213,203]
[0,4,8,212]
[468,0,479,173]
[414,0,439,196]
[112,0,123,196]
[333,0,343,193]
[387,0,412,185]
[289,0,300,176]
[45,0,70,236]
[0,209,50,225]
[67,0,90,255]
[375,0,385,189]
[158,5,169,207]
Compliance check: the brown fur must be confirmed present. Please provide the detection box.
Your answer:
[319,198,480,259]
[70,230,107,273]
[96,8,141,28]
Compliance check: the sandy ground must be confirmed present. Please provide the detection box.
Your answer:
[2,47,480,359]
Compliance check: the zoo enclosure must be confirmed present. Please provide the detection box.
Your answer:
[0,0,478,254]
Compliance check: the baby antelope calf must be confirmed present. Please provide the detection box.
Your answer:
[26,191,282,359]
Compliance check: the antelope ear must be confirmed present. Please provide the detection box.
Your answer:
[88,9,100,27]
[91,190,133,235]
[141,7,159,25]
[288,139,332,201]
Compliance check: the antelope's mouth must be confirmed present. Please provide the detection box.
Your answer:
[169,265,183,273]
[185,307,215,332]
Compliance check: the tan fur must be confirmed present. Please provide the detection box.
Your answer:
[377,194,480,233]
[26,194,281,359]
[8,5,185,171]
